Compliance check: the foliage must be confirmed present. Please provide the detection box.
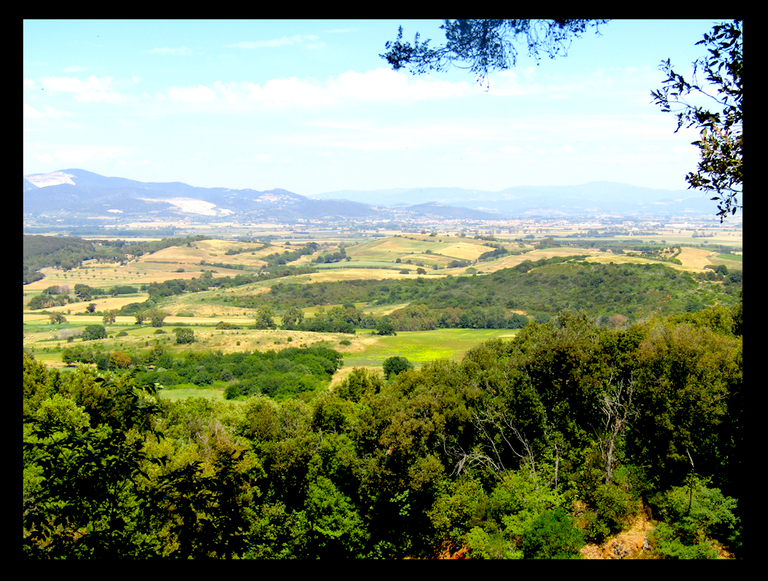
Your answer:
[82,324,107,341]
[333,367,384,403]
[253,305,277,330]
[23,356,162,558]
[648,475,739,559]
[652,20,742,221]
[520,508,584,559]
[23,354,261,558]
[381,19,608,85]
[383,356,414,380]
[22,297,743,559]
[225,259,740,331]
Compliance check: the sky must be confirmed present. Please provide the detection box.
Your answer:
[23,19,727,197]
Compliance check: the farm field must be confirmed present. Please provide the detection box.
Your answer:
[23,224,743,382]
[338,328,519,370]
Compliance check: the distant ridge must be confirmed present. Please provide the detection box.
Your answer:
[24,169,716,223]
[22,169,499,223]
[311,182,715,216]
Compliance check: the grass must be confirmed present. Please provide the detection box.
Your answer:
[156,386,227,402]
[341,328,519,369]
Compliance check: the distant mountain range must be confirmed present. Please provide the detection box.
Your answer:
[23,169,715,224]
[312,182,715,216]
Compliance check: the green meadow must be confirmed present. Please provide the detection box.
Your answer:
[342,328,519,369]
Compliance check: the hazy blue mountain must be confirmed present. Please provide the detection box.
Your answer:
[24,169,715,223]
[311,182,714,216]
[22,169,498,223]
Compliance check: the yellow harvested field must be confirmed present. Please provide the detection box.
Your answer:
[305,269,417,283]
[676,246,718,270]
[439,242,495,261]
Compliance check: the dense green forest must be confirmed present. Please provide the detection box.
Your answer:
[23,299,743,559]
[214,258,742,330]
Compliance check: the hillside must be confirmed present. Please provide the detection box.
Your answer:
[23,169,499,224]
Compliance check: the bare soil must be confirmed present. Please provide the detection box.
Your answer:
[580,512,655,559]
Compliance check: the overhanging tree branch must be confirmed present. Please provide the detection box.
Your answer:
[651,20,742,221]
[381,19,609,86]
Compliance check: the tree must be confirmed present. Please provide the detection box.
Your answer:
[381,19,608,86]
[375,319,397,336]
[148,308,167,328]
[254,305,277,330]
[102,309,118,325]
[48,312,67,325]
[383,356,414,380]
[651,20,742,221]
[281,306,304,330]
[174,327,195,345]
[82,324,107,341]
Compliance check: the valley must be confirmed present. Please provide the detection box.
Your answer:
[23,217,742,384]
[23,171,744,561]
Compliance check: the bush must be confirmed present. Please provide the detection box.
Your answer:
[224,383,243,400]
[583,482,638,544]
[521,508,584,559]
[174,328,195,345]
[649,476,740,558]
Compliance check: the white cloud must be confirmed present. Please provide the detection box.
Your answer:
[143,46,191,55]
[226,35,320,49]
[52,145,131,164]
[23,103,42,119]
[165,84,217,104]
[328,68,474,101]
[24,103,73,120]
[154,68,475,114]
[38,75,126,103]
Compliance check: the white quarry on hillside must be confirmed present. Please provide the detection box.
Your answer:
[139,197,233,216]
[25,171,76,188]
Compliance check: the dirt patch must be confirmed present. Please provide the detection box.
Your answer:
[581,512,654,559]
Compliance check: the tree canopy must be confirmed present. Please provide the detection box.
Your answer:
[381,19,608,86]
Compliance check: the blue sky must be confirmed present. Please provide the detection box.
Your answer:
[23,19,725,197]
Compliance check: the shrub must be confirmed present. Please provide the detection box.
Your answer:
[649,476,740,558]
[174,328,195,345]
[521,508,584,559]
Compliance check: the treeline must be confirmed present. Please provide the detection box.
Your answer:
[58,342,343,402]
[23,234,211,284]
[23,300,743,558]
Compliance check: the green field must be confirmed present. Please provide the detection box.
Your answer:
[341,328,519,369]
